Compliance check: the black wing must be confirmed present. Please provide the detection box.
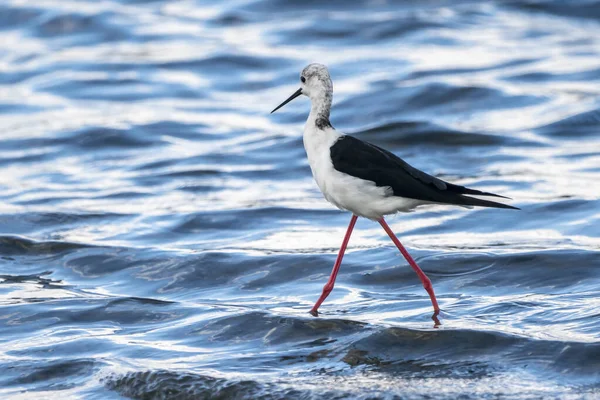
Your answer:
[330,135,518,210]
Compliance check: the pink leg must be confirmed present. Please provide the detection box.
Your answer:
[379,218,440,313]
[310,215,358,316]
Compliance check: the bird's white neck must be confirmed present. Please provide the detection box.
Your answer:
[307,92,332,130]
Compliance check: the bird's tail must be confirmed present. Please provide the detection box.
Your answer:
[457,195,520,210]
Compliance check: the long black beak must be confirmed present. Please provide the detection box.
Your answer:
[271,88,302,114]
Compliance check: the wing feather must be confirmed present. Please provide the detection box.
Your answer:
[329,135,518,210]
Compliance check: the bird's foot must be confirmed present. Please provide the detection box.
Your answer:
[309,309,319,317]
[432,310,441,328]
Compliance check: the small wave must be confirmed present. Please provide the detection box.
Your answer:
[354,121,512,147]
[0,5,42,30]
[344,326,600,382]
[0,271,61,287]
[188,311,367,346]
[67,126,159,149]
[104,370,307,400]
[170,207,338,234]
[1,359,100,392]
[511,0,600,20]
[157,54,291,74]
[536,109,600,138]
[0,235,92,256]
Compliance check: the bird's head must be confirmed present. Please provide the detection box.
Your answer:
[271,63,333,113]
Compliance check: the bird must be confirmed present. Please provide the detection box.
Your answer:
[271,63,518,318]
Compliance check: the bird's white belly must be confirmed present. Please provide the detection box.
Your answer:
[304,129,422,220]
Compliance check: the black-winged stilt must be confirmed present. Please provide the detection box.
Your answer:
[271,63,518,317]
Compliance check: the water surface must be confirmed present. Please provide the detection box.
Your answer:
[1,0,599,398]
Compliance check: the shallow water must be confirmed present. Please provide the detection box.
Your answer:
[1,0,599,398]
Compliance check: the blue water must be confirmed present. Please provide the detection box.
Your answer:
[1,0,599,398]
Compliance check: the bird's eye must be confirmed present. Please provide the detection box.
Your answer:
[301,76,306,83]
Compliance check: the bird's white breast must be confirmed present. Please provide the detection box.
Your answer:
[303,125,420,220]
